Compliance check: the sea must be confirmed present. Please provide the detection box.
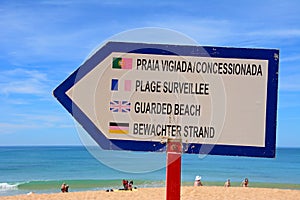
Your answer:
[0,146,300,196]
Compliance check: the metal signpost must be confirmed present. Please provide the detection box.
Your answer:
[54,41,279,200]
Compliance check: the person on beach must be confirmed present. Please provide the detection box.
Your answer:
[224,179,231,187]
[128,180,133,191]
[194,176,203,186]
[61,183,68,193]
[241,178,249,187]
[123,179,129,190]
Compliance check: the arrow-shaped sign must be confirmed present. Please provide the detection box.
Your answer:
[53,41,279,158]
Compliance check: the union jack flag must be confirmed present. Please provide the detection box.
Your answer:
[110,101,131,112]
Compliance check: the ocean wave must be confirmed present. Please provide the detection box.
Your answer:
[0,183,18,191]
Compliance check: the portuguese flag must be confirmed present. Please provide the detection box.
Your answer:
[112,57,132,69]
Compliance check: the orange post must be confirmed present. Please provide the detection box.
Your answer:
[166,139,182,200]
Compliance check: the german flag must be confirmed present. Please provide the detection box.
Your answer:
[109,122,129,134]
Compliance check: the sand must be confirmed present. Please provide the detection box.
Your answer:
[1,186,300,200]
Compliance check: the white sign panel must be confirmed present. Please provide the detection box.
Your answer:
[67,52,268,147]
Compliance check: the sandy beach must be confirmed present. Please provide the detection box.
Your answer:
[1,186,300,200]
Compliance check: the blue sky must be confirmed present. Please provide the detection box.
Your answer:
[0,0,299,147]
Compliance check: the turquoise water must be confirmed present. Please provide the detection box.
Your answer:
[0,146,300,196]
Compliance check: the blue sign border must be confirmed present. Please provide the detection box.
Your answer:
[53,41,279,158]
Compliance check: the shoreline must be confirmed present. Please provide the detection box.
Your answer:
[7,179,300,190]
[1,186,300,200]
